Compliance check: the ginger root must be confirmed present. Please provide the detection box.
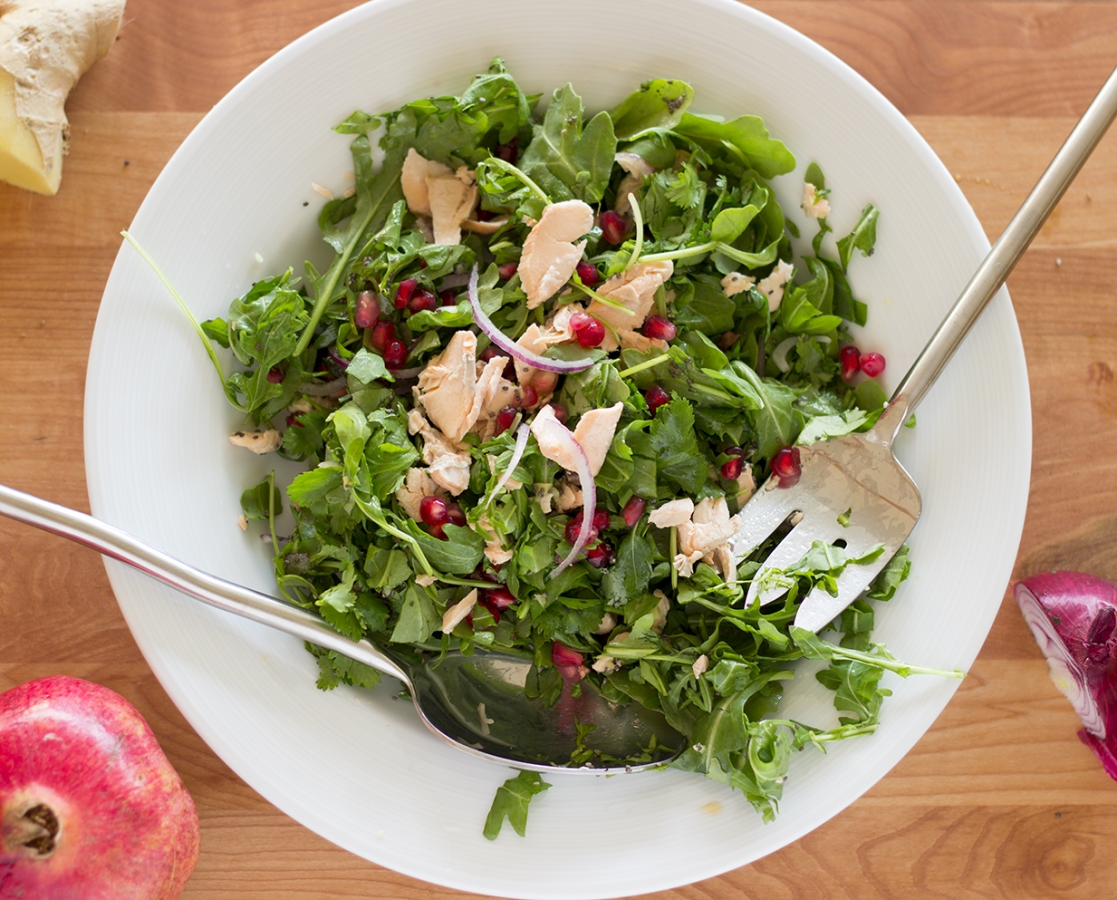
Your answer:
[0,0,126,194]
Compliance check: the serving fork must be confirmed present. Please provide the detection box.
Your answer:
[730,66,1117,632]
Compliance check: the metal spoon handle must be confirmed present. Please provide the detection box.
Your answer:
[885,64,1117,437]
[0,483,407,682]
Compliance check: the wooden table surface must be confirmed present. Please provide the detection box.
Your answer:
[3,1,1117,897]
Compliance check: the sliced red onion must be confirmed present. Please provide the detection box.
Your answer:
[439,271,472,289]
[492,423,530,498]
[390,365,423,380]
[529,406,596,576]
[299,375,347,396]
[466,264,593,374]
[772,336,798,373]
[615,152,656,177]
[1015,571,1117,778]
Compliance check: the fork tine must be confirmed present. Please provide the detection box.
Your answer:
[727,477,802,561]
[746,518,843,608]
[793,540,903,633]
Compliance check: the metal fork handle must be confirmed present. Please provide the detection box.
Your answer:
[882,64,1117,442]
[0,483,408,682]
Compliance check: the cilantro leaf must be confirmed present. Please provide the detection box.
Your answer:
[650,397,709,494]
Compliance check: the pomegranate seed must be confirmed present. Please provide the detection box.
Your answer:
[570,313,605,347]
[575,261,600,285]
[771,446,802,487]
[370,320,396,351]
[439,288,457,306]
[551,403,568,425]
[394,278,418,309]
[429,523,447,541]
[840,345,861,381]
[552,642,584,668]
[266,366,284,384]
[564,513,599,546]
[643,315,677,342]
[645,385,670,413]
[494,406,518,436]
[419,496,449,527]
[621,496,646,528]
[592,509,610,532]
[383,339,408,369]
[445,502,467,527]
[477,599,501,624]
[599,210,628,245]
[586,542,615,569]
[481,346,515,380]
[355,290,380,329]
[496,138,518,163]
[285,412,303,429]
[498,262,519,281]
[720,456,744,480]
[483,586,517,610]
[520,384,539,408]
[409,288,438,313]
[860,352,886,377]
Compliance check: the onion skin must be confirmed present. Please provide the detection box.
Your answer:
[1015,571,1117,779]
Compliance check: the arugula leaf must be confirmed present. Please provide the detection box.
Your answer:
[790,627,965,679]
[483,770,551,840]
[673,113,796,178]
[520,84,617,204]
[796,409,873,445]
[671,279,737,335]
[389,582,441,644]
[406,522,486,575]
[836,204,879,270]
[710,204,760,244]
[346,348,393,384]
[602,527,655,606]
[459,58,532,144]
[240,476,283,521]
[609,79,694,139]
[731,363,801,459]
[865,545,911,601]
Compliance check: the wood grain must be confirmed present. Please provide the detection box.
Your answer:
[4,1,1117,898]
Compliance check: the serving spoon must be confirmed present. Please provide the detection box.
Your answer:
[0,483,681,772]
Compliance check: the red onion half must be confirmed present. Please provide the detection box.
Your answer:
[1015,571,1117,778]
[466,265,593,375]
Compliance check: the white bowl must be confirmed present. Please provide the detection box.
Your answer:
[85,0,1030,896]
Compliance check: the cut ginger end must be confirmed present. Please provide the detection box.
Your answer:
[0,67,60,195]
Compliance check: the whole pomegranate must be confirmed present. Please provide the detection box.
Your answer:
[0,676,200,899]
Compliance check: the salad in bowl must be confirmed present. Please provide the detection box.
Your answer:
[142,59,952,835]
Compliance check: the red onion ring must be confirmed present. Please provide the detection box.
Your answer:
[466,265,593,374]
